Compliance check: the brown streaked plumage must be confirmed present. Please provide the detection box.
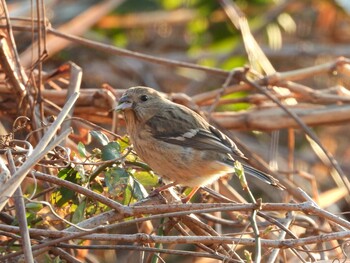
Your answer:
[116,86,284,202]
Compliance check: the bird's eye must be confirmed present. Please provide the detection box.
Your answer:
[140,95,149,102]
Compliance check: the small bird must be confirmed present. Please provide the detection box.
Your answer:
[116,86,284,202]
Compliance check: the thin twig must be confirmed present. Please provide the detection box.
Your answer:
[0,92,78,211]
[47,27,233,78]
[56,244,238,263]
[3,223,350,250]
[32,171,127,213]
[6,150,34,263]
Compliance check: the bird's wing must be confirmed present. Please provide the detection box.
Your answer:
[145,106,245,158]
[208,125,246,159]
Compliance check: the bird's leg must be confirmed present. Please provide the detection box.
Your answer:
[181,186,200,203]
[148,182,177,197]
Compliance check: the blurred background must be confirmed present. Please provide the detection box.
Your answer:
[9,0,350,91]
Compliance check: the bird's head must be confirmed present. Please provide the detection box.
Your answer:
[115,86,167,122]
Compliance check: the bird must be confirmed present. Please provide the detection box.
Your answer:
[115,86,284,202]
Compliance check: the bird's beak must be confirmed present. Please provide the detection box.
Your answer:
[115,95,133,111]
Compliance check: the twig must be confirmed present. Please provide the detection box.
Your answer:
[212,103,350,131]
[0,225,106,261]
[46,247,83,263]
[59,62,82,144]
[47,27,234,78]
[6,150,34,263]
[31,171,127,214]
[0,92,78,211]
[20,0,126,67]
[0,0,28,89]
[0,36,27,98]
[268,57,350,83]
[208,68,237,114]
[180,214,240,259]
[236,164,261,263]
[3,223,350,249]
[297,188,350,231]
[56,243,238,263]
[268,212,294,262]
[257,212,316,261]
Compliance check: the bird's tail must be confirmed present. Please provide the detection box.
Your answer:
[242,164,285,190]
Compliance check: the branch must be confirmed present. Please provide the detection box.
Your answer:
[213,104,350,131]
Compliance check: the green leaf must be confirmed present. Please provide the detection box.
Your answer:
[25,202,43,211]
[57,167,73,180]
[58,167,79,183]
[26,211,41,227]
[72,200,86,224]
[90,181,104,193]
[101,141,121,161]
[133,171,159,187]
[53,168,79,206]
[77,142,87,157]
[117,136,131,151]
[123,184,133,205]
[128,176,148,200]
[56,187,76,207]
[234,161,248,189]
[105,167,129,194]
[74,165,86,182]
[90,130,109,146]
